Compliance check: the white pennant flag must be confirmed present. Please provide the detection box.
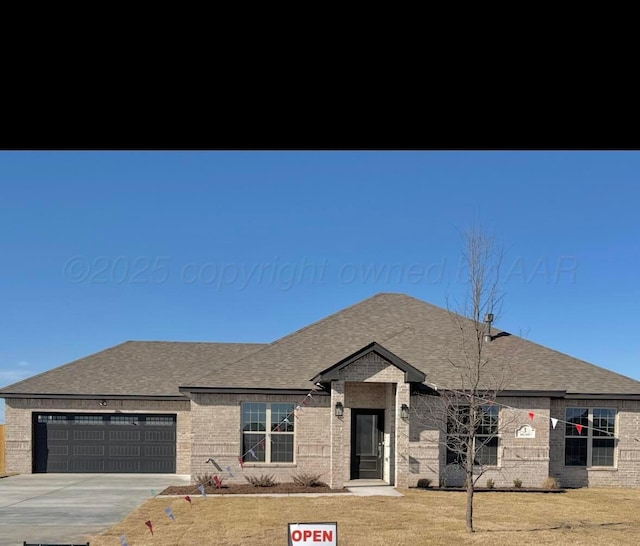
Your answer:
[550,418,558,429]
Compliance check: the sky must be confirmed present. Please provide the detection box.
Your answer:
[1,151,639,422]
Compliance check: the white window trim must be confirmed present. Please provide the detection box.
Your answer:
[564,407,617,468]
[241,402,295,464]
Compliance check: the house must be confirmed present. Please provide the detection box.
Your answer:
[2,293,640,489]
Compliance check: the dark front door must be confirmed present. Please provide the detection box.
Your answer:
[351,409,384,479]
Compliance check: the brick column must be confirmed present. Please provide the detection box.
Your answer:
[330,381,345,489]
[395,382,410,487]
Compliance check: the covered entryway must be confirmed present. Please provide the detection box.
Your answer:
[351,409,384,479]
[33,413,176,473]
[313,341,422,489]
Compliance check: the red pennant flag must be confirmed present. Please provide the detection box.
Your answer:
[528,411,535,421]
[184,495,192,504]
[213,474,222,488]
[238,456,244,469]
[274,424,281,432]
[145,520,154,535]
[575,424,583,435]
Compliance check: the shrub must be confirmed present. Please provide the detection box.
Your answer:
[245,473,277,487]
[486,478,495,489]
[195,473,225,488]
[513,478,523,489]
[541,476,560,490]
[292,471,325,487]
[195,473,213,486]
[416,478,432,489]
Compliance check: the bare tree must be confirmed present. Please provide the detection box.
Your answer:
[413,225,508,533]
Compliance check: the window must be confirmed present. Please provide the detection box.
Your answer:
[73,415,105,425]
[564,408,615,467]
[144,416,174,426]
[37,414,68,423]
[241,402,295,463]
[110,416,139,426]
[446,404,499,466]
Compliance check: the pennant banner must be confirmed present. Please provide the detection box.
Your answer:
[184,495,192,504]
[165,507,175,521]
[575,424,583,435]
[528,411,535,421]
[145,520,154,536]
[238,456,244,469]
[119,535,128,546]
[198,484,207,498]
[551,418,558,429]
[226,465,234,478]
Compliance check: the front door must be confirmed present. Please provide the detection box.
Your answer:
[351,409,384,479]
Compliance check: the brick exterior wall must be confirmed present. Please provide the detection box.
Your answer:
[190,392,331,486]
[550,398,640,488]
[408,395,552,488]
[8,389,640,489]
[4,398,191,474]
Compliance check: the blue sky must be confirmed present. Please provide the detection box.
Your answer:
[1,151,639,422]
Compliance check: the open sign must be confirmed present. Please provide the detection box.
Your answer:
[288,522,337,545]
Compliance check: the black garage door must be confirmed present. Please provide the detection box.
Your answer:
[33,413,176,473]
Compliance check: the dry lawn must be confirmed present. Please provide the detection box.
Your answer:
[90,488,640,545]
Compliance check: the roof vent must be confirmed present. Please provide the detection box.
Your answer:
[484,313,494,343]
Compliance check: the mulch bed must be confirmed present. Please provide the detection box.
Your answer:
[160,483,349,495]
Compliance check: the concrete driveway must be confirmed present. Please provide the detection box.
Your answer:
[0,473,190,546]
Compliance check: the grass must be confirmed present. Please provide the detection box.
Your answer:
[90,487,640,545]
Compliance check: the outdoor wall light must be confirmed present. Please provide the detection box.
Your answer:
[99,400,108,406]
[335,402,344,417]
[401,404,410,419]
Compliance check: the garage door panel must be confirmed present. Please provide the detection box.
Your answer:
[110,445,141,457]
[107,459,141,472]
[72,459,106,472]
[34,413,176,473]
[73,430,105,441]
[110,430,141,441]
[145,430,176,442]
[48,460,69,472]
[49,430,69,441]
[144,445,175,457]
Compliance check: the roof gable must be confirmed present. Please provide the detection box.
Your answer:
[312,342,426,383]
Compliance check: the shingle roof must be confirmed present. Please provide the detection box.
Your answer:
[186,293,640,395]
[0,341,266,397]
[2,293,639,398]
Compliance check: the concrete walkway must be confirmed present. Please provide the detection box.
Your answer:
[345,479,404,497]
[0,473,189,546]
